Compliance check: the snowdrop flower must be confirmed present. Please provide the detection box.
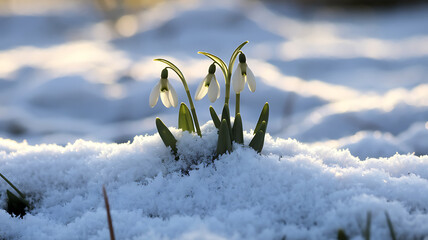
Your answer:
[232,53,256,93]
[149,68,178,108]
[194,63,220,102]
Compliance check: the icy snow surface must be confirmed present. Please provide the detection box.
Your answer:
[0,0,428,239]
[1,123,428,239]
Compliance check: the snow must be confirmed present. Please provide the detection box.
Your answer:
[0,0,428,238]
[1,123,428,239]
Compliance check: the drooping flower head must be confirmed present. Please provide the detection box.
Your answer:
[194,63,220,103]
[232,53,256,94]
[149,68,178,108]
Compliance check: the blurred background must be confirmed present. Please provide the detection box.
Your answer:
[0,0,427,159]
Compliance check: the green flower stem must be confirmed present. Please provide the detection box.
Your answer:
[154,59,202,137]
[224,69,231,105]
[235,93,240,116]
[225,63,231,106]
[172,69,202,137]
[0,172,25,199]
[190,107,201,136]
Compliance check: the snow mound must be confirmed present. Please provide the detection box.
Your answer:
[0,122,427,239]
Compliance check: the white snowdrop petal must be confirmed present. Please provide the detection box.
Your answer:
[208,76,220,103]
[215,77,220,99]
[160,91,171,108]
[246,66,256,92]
[149,82,161,107]
[232,64,245,93]
[195,76,209,100]
[168,83,178,108]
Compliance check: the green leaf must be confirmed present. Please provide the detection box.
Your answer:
[178,103,195,133]
[254,102,269,135]
[249,121,266,153]
[197,52,228,80]
[6,190,29,218]
[228,41,249,73]
[0,172,25,199]
[155,118,177,156]
[209,106,221,129]
[337,229,349,240]
[385,212,397,240]
[249,130,265,153]
[1,172,30,218]
[216,119,232,156]
[221,103,232,141]
[154,58,185,81]
[232,113,243,144]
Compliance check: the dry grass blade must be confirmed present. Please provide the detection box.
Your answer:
[102,185,116,240]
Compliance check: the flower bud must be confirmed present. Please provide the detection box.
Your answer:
[208,63,216,74]
[239,53,246,63]
[161,68,168,79]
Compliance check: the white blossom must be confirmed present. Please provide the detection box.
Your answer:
[232,53,256,94]
[149,69,178,108]
[195,73,220,103]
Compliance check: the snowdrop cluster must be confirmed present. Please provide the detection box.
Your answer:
[151,41,269,159]
[0,41,268,224]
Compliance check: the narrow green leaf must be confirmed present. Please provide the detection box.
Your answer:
[221,103,232,141]
[0,172,25,199]
[197,52,228,79]
[249,130,265,153]
[216,119,232,156]
[385,212,397,240]
[228,41,249,72]
[209,106,221,129]
[249,121,266,153]
[232,113,243,144]
[337,229,349,240]
[154,58,185,81]
[6,190,29,218]
[155,118,177,155]
[254,102,269,135]
[178,103,195,133]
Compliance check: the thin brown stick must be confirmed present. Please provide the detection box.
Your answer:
[102,185,116,240]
